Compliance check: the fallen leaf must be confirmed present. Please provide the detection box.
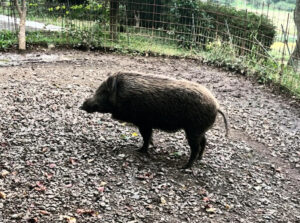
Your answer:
[1,142,8,147]
[69,158,76,165]
[206,207,216,213]
[87,159,94,163]
[0,170,10,178]
[118,154,125,158]
[35,181,46,192]
[171,151,182,157]
[125,205,133,211]
[98,187,104,193]
[76,209,98,216]
[131,132,138,137]
[146,205,153,209]
[136,172,154,180]
[49,163,56,168]
[160,197,166,205]
[100,182,107,186]
[225,204,231,210]
[67,217,76,223]
[203,197,210,202]
[39,210,50,215]
[120,134,129,140]
[0,191,6,199]
[205,204,216,213]
[46,173,53,180]
[60,215,76,223]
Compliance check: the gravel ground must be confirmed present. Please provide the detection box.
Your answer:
[0,50,299,223]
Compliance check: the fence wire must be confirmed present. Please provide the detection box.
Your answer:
[0,0,299,83]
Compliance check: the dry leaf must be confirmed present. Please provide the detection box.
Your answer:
[205,207,216,213]
[0,191,6,199]
[39,210,50,215]
[35,181,46,192]
[100,182,107,186]
[1,170,10,178]
[136,172,154,180]
[60,215,76,223]
[69,158,76,165]
[98,187,104,193]
[87,159,94,163]
[67,217,76,223]
[46,173,53,180]
[76,209,98,216]
[225,204,231,210]
[146,205,153,209]
[203,197,210,202]
[131,132,138,137]
[49,163,56,168]
[160,197,166,205]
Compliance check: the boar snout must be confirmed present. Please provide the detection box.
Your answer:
[80,98,98,113]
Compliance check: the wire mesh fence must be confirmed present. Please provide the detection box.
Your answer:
[0,0,299,94]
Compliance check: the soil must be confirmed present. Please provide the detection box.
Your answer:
[0,50,299,223]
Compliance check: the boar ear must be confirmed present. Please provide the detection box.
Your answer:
[106,76,118,92]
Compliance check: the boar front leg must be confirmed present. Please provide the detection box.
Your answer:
[137,125,153,154]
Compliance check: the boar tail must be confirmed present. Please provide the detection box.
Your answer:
[217,109,229,137]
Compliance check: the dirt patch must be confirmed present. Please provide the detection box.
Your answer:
[0,50,299,223]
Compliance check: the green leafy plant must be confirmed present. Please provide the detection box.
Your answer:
[0,31,17,49]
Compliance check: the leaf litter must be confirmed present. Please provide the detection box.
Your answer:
[0,50,299,222]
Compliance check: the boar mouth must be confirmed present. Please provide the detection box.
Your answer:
[79,100,98,113]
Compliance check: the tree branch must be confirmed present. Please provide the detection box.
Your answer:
[14,0,22,15]
[21,0,26,13]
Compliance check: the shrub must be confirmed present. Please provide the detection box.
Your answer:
[27,1,108,22]
[275,2,295,12]
[0,31,17,49]
[171,1,276,54]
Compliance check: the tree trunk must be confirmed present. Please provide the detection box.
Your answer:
[18,10,26,50]
[288,0,300,71]
[14,0,27,50]
[110,0,119,41]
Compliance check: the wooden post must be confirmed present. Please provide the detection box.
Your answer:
[110,0,119,41]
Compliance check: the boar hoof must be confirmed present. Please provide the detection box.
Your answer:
[181,163,193,169]
[137,147,150,155]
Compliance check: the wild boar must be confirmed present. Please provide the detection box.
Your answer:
[80,72,228,169]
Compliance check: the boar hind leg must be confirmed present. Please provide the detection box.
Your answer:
[183,131,203,169]
[198,135,206,161]
[137,126,153,154]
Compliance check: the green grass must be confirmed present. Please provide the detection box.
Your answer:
[102,34,192,57]
[202,40,300,97]
[1,29,299,98]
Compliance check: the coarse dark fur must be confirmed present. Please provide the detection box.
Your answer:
[80,72,229,168]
